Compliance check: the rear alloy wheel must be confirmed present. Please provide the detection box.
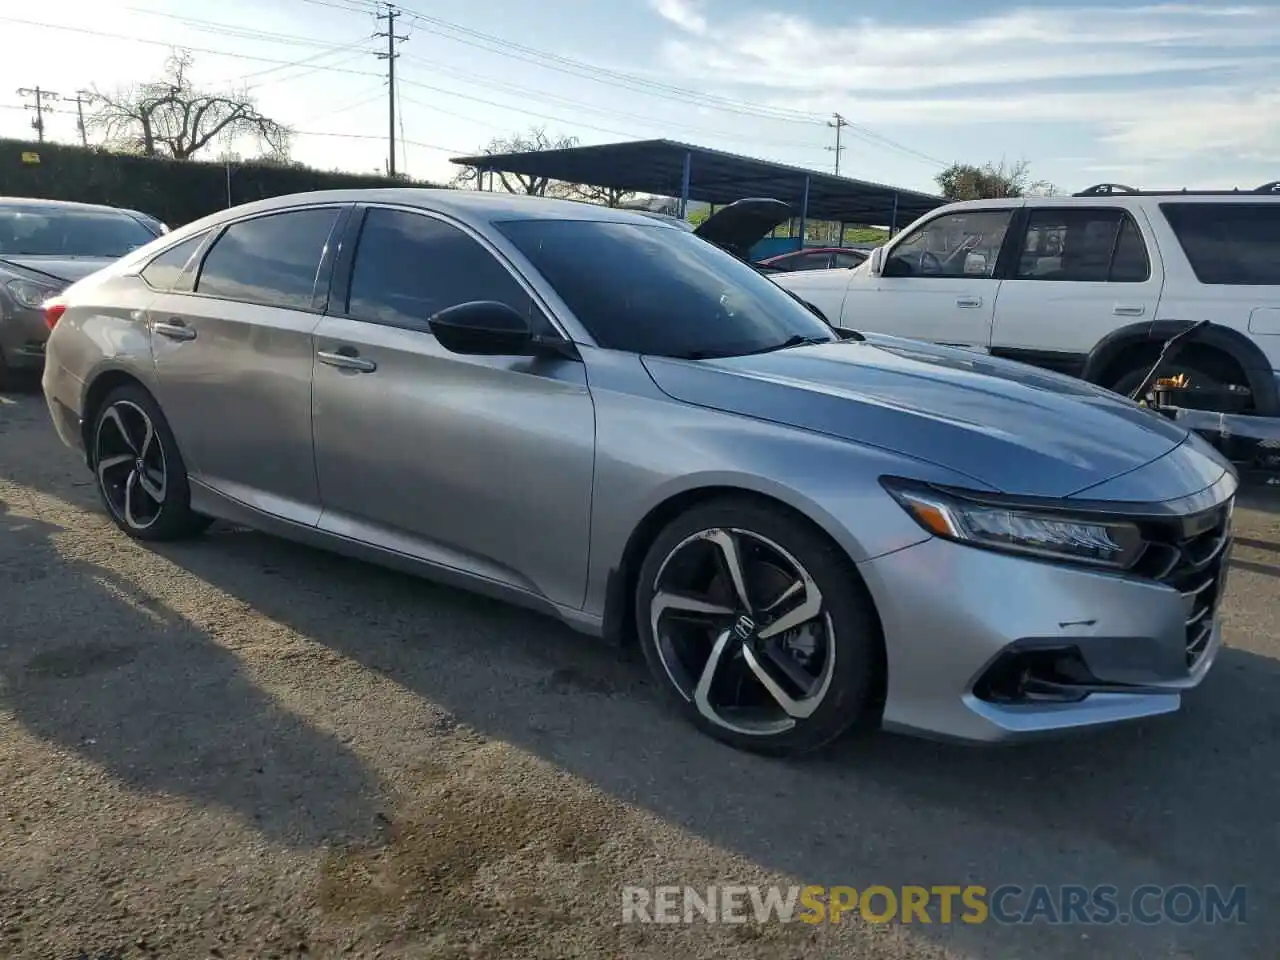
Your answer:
[91,385,210,541]
[635,500,883,756]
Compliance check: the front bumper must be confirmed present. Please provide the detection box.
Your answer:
[859,485,1233,744]
[0,305,50,369]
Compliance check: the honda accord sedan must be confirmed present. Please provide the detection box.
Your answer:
[41,189,1236,755]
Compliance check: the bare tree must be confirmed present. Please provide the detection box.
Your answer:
[451,127,583,197]
[87,51,290,161]
[561,183,637,207]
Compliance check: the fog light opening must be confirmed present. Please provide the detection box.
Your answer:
[974,646,1095,704]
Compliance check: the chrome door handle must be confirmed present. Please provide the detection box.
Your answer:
[317,349,377,373]
[956,297,983,308]
[154,319,196,341]
[1114,304,1146,317]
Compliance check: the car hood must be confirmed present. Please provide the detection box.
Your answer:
[641,334,1199,498]
[0,255,115,284]
[693,198,792,258]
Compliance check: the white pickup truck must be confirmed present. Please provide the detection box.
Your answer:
[771,184,1280,418]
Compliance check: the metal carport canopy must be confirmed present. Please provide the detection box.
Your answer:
[449,138,945,229]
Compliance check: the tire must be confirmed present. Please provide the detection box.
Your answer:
[89,383,212,541]
[634,497,884,757]
[1110,357,1253,412]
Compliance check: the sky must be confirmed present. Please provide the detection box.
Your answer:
[0,0,1277,198]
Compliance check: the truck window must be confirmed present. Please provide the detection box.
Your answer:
[1160,202,1280,285]
[883,209,1012,279]
[1014,209,1150,282]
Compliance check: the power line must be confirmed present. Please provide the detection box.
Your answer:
[17,86,59,143]
[374,2,408,177]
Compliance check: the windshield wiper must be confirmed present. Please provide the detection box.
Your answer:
[741,334,833,356]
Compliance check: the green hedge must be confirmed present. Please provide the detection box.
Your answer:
[0,138,443,228]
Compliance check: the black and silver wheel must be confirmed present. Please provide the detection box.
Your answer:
[90,384,210,541]
[635,498,884,756]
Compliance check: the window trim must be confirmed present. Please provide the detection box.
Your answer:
[332,202,581,344]
[138,229,212,292]
[882,205,1020,280]
[185,203,354,313]
[1009,206,1152,284]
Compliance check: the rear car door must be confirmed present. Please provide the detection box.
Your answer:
[864,206,1016,350]
[989,205,1162,376]
[310,205,596,610]
[149,203,351,525]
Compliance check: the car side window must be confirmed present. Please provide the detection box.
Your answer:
[345,207,547,332]
[883,209,1012,279]
[139,231,208,291]
[789,252,833,271]
[833,251,864,269]
[195,208,340,310]
[1014,208,1149,282]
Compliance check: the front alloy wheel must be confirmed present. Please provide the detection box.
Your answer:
[636,499,883,755]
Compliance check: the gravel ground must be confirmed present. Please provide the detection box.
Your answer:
[1,383,1277,959]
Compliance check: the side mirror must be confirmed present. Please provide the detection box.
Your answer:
[428,300,534,356]
[964,252,988,275]
[868,246,885,277]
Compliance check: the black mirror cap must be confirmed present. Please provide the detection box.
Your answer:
[428,300,534,356]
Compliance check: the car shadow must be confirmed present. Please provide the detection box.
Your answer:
[0,497,385,852]
[147,521,1280,959]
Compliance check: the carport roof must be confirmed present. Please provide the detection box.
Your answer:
[450,138,945,227]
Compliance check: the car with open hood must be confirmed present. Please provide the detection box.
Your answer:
[0,197,163,384]
[41,189,1236,756]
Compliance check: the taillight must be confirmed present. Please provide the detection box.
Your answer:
[44,301,67,330]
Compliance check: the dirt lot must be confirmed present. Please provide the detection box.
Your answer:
[1,384,1278,959]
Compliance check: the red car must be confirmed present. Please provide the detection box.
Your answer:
[759,246,868,271]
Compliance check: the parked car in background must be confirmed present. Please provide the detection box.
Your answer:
[42,189,1235,756]
[0,197,164,384]
[758,246,868,272]
[771,183,1280,421]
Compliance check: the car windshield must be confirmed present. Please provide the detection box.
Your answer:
[0,205,159,258]
[494,218,837,359]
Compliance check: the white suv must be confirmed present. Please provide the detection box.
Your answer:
[773,183,1280,417]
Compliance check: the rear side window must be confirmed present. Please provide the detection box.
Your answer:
[140,231,208,291]
[196,208,340,310]
[345,207,541,331]
[1160,202,1280,285]
[1014,208,1150,282]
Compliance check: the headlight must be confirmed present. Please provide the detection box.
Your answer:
[882,478,1146,569]
[5,277,64,309]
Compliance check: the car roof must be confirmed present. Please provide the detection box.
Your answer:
[0,196,139,215]
[203,188,675,230]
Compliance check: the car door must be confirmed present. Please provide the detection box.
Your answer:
[989,205,1162,376]
[310,204,596,611]
[862,205,1018,349]
[149,203,351,526]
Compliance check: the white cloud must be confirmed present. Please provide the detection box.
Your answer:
[648,3,1280,169]
[650,0,708,36]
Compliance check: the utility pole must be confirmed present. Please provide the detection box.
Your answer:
[17,86,59,143]
[826,112,849,176]
[374,3,408,177]
[64,90,93,147]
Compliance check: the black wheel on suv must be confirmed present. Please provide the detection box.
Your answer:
[1110,355,1253,413]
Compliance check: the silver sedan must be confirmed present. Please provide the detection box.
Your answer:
[40,189,1236,756]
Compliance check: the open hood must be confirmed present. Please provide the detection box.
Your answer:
[692,198,792,258]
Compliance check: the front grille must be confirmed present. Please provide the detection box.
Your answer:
[1133,502,1232,667]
